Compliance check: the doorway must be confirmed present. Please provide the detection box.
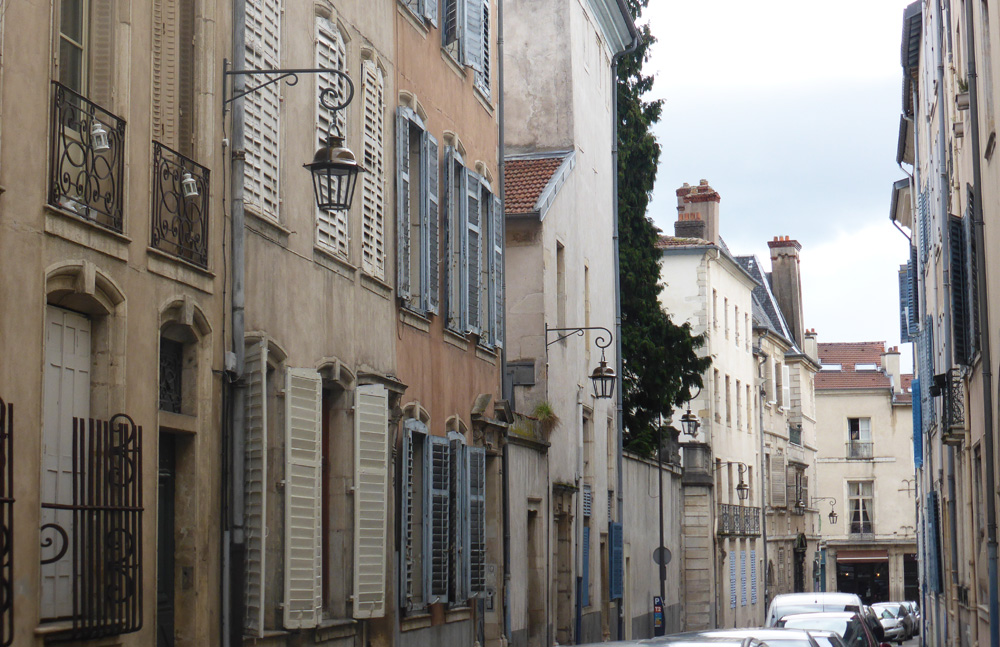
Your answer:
[157,434,177,647]
[836,560,889,604]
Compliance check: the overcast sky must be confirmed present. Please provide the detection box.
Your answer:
[643,0,916,371]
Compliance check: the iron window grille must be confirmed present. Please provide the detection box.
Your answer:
[846,441,873,459]
[718,504,761,537]
[39,414,143,641]
[151,141,210,268]
[49,82,126,232]
[158,338,184,414]
[0,397,12,647]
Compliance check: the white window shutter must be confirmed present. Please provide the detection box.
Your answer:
[771,453,786,508]
[448,433,469,602]
[361,59,386,279]
[465,170,482,334]
[283,368,323,629]
[462,0,484,71]
[399,419,424,610]
[468,447,487,597]
[781,364,791,408]
[443,147,458,328]
[424,435,450,604]
[244,0,281,219]
[491,193,503,347]
[315,18,350,257]
[422,131,440,314]
[397,109,412,302]
[354,384,391,618]
[424,0,438,27]
[244,339,269,636]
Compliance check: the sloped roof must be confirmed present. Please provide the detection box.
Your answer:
[734,255,799,351]
[815,342,893,390]
[504,152,574,217]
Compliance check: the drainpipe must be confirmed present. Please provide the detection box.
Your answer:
[497,0,511,643]
[225,0,248,644]
[755,337,768,622]
[964,2,1000,645]
[610,2,638,638]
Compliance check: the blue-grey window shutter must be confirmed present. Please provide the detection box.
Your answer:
[965,187,980,352]
[400,419,425,611]
[740,550,747,606]
[465,171,482,335]
[442,0,459,46]
[424,435,450,604]
[609,522,623,600]
[396,109,412,303]
[899,265,912,343]
[949,215,970,365]
[462,0,484,70]
[491,193,503,347]
[468,447,487,597]
[448,432,469,602]
[729,553,737,609]
[581,525,591,607]
[422,132,440,314]
[424,0,438,27]
[751,549,757,604]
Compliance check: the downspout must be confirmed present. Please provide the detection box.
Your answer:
[497,0,511,643]
[964,3,1000,645]
[934,0,961,638]
[225,0,248,644]
[610,2,638,638]
[755,337,768,623]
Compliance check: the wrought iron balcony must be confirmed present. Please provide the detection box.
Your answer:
[846,440,873,459]
[151,141,210,268]
[943,368,967,445]
[49,82,126,232]
[718,504,761,537]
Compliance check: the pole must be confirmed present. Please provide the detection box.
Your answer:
[658,419,666,605]
[756,337,769,622]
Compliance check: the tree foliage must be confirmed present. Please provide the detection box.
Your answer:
[617,0,712,457]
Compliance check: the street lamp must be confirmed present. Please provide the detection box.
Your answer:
[735,462,750,501]
[545,325,616,400]
[223,61,363,212]
[680,385,702,438]
[812,496,838,525]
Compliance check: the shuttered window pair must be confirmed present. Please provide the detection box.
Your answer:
[244,0,281,219]
[949,190,981,365]
[440,0,489,79]
[443,148,503,346]
[396,107,440,314]
[243,339,391,635]
[399,423,487,612]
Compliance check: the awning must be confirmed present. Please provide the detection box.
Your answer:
[836,549,889,564]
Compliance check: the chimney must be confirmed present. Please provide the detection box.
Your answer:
[767,236,806,349]
[882,345,901,393]
[675,179,721,243]
[804,328,819,363]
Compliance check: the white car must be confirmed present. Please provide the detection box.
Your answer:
[871,604,906,644]
[766,592,865,628]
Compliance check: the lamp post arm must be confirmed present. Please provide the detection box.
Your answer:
[545,324,613,349]
[223,58,355,110]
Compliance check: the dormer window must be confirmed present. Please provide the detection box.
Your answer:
[820,363,842,371]
[855,363,878,371]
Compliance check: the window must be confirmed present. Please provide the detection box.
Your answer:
[736,379,742,429]
[474,0,491,97]
[746,384,752,432]
[315,18,350,256]
[735,306,740,346]
[714,369,722,422]
[847,417,872,458]
[975,446,985,538]
[848,481,874,534]
[57,0,115,107]
[360,59,387,279]
[441,0,489,78]
[713,290,718,329]
[855,363,877,371]
[244,0,281,219]
[745,313,751,351]
[725,375,731,425]
[724,297,729,338]
[396,107,439,314]
[556,242,567,328]
[152,0,196,156]
[781,364,791,409]
[820,363,842,371]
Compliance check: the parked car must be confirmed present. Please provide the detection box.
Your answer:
[766,592,864,627]
[775,612,879,647]
[902,601,920,635]
[808,630,849,647]
[871,603,909,644]
[661,628,825,647]
[578,633,768,647]
[860,605,886,643]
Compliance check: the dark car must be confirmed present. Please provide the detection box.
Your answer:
[776,612,880,647]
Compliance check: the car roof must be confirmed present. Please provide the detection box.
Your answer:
[689,629,818,640]
[596,634,763,647]
[772,593,862,603]
[781,613,859,620]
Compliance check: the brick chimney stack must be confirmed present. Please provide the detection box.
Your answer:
[767,236,805,349]
[675,179,721,243]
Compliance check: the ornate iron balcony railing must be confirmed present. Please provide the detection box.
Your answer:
[846,441,873,459]
[49,82,126,232]
[39,414,143,641]
[943,368,966,442]
[151,141,210,268]
[718,504,761,537]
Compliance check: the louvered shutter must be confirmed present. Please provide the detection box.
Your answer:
[740,550,747,606]
[443,0,460,46]
[463,0,484,71]
[475,0,490,96]
[582,485,592,518]
[787,467,798,509]
[88,0,115,108]
[771,453,786,508]
[245,0,281,218]
[491,193,503,346]
[581,525,591,607]
[442,148,459,328]
[966,188,981,350]
[918,189,930,264]
[152,0,178,145]
[424,436,450,604]
[424,0,438,26]
[448,433,469,602]
[899,265,912,343]
[466,171,482,334]
[909,245,919,334]
[397,110,412,302]
[422,131,440,314]
[468,447,487,597]
[399,420,425,610]
[750,549,757,604]
[354,384,390,618]
[244,339,268,636]
[781,364,791,408]
[283,368,323,629]
[802,475,808,509]
[315,19,350,256]
[729,554,737,609]
[361,60,386,279]
[609,522,623,600]
[950,215,970,365]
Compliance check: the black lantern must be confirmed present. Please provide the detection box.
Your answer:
[680,409,700,438]
[545,324,617,401]
[736,480,750,501]
[828,509,838,525]
[590,353,616,400]
[812,496,838,525]
[305,135,363,212]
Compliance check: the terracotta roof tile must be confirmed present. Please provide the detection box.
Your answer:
[815,371,893,390]
[818,341,887,367]
[504,156,566,215]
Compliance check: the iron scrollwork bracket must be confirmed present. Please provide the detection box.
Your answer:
[223,58,355,112]
[544,325,613,350]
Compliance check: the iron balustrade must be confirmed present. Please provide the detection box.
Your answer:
[846,441,874,459]
[39,414,143,641]
[849,522,874,537]
[944,368,966,439]
[151,141,210,267]
[0,397,12,647]
[49,82,126,232]
[718,504,761,537]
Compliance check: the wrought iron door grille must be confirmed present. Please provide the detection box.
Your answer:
[0,397,13,647]
[151,141,210,267]
[39,414,143,641]
[158,338,184,413]
[49,82,126,232]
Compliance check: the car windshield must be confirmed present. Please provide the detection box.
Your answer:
[774,604,858,619]
[878,609,895,619]
[812,636,843,647]
[780,618,849,636]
